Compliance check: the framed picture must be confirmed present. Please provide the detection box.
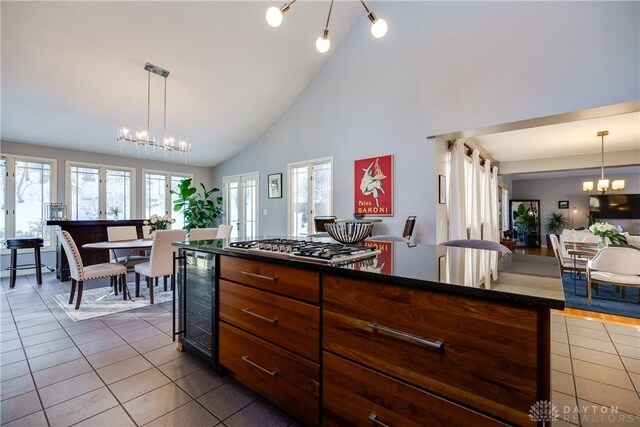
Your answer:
[558,200,569,209]
[354,154,393,216]
[439,175,446,204]
[268,173,282,199]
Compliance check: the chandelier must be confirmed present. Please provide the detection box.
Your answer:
[117,63,191,160]
[582,130,625,193]
[265,0,388,53]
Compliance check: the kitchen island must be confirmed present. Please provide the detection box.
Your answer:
[174,238,564,426]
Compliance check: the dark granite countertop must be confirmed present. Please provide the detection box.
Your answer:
[174,238,565,310]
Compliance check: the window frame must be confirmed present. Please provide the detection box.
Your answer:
[287,156,333,236]
[141,169,193,224]
[2,154,58,251]
[65,161,136,220]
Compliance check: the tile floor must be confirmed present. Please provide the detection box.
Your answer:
[1,272,639,426]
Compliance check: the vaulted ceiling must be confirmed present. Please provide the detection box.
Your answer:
[1,1,363,166]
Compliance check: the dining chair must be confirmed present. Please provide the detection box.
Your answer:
[216,224,233,239]
[314,216,337,233]
[56,230,127,310]
[550,234,587,277]
[134,229,187,304]
[403,216,417,240]
[189,228,218,240]
[587,246,640,305]
[107,226,149,268]
[142,225,152,239]
[440,239,511,253]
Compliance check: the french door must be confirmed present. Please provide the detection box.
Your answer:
[222,173,258,240]
[288,158,333,236]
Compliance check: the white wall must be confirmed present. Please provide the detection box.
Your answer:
[211,1,639,243]
[512,172,640,242]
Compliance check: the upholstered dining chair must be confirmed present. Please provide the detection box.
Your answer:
[57,230,127,310]
[142,225,152,239]
[440,239,511,253]
[550,234,587,277]
[587,246,640,305]
[188,228,218,240]
[216,224,233,239]
[107,226,149,268]
[134,229,187,304]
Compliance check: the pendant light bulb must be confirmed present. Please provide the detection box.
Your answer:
[371,18,387,38]
[316,36,330,53]
[316,30,330,53]
[266,6,284,27]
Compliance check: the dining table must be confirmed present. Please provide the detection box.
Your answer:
[82,239,153,300]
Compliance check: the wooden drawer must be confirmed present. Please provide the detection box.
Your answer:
[220,280,320,362]
[219,322,320,426]
[323,352,506,427]
[322,275,541,426]
[220,256,319,304]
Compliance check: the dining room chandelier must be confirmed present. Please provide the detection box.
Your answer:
[582,130,625,193]
[117,63,191,160]
[265,0,388,53]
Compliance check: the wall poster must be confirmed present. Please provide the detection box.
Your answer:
[354,154,393,216]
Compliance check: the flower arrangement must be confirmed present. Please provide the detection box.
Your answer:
[144,214,175,233]
[589,221,627,248]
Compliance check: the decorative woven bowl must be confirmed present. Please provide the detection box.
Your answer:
[325,222,373,244]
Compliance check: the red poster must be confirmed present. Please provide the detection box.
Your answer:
[354,155,393,216]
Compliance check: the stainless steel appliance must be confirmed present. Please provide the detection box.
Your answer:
[227,238,380,265]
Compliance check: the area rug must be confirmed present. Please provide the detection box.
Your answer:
[562,273,640,319]
[52,284,173,322]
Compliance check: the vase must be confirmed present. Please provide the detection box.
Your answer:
[598,236,607,249]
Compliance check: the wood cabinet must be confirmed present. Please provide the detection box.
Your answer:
[219,256,321,425]
[323,352,507,427]
[322,274,549,426]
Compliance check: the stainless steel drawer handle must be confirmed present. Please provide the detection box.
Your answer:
[241,355,278,376]
[369,413,390,427]
[241,271,276,281]
[368,323,443,350]
[241,308,278,324]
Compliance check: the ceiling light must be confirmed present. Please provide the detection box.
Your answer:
[117,63,191,161]
[360,0,388,38]
[582,130,624,194]
[266,0,387,52]
[266,1,296,27]
[316,1,333,53]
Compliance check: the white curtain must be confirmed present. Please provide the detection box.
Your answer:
[470,149,482,239]
[448,140,466,240]
[490,165,500,242]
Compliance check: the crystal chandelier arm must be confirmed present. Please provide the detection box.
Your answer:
[147,69,151,135]
[163,76,167,138]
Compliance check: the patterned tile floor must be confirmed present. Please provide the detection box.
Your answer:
[1,272,639,426]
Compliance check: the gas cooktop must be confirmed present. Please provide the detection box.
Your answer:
[226,238,380,265]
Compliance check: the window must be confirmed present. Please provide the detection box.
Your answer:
[143,171,191,228]
[1,156,57,248]
[288,158,332,236]
[222,173,259,240]
[67,162,134,220]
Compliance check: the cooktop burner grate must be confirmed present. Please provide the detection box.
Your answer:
[226,239,379,265]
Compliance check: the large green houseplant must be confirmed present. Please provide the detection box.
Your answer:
[544,211,567,248]
[171,178,223,230]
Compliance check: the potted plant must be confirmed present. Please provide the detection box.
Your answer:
[171,178,223,231]
[513,203,539,247]
[544,211,567,248]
